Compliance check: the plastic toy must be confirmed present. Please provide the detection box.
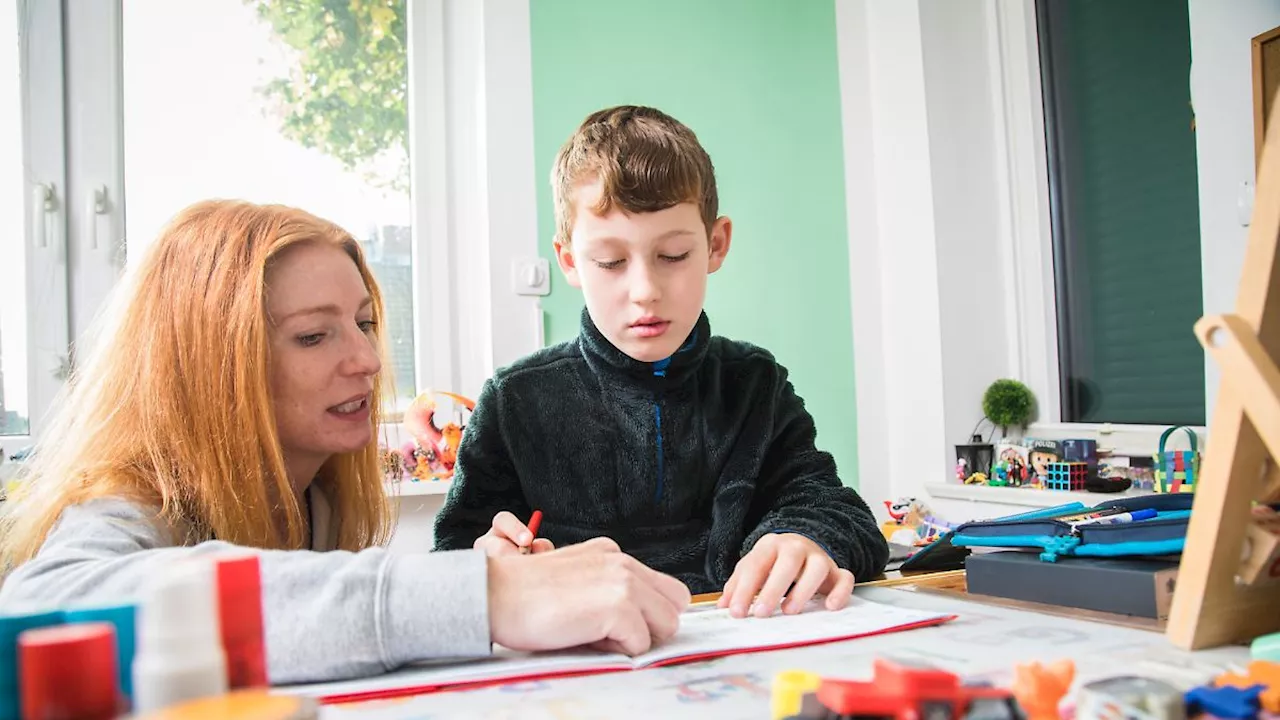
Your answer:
[1214,660,1280,713]
[1043,462,1089,492]
[402,390,476,480]
[773,659,1022,719]
[1185,683,1264,719]
[964,472,989,486]
[1254,632,1280,663]
[1011,660,1074,720]
[1076,676,1185,720]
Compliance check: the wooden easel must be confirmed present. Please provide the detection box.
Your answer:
[1166,94,1280,650]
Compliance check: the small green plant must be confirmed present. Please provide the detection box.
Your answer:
[982,378,1036,438]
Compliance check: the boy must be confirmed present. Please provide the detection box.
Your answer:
[434,106,888,618]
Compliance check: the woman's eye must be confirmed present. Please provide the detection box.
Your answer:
[358,320,378,334]
[297,333,325,347]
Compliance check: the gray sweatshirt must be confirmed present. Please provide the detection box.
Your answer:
[0,492,492,685]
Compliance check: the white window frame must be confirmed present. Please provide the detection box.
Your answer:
[989,0,1207,455]
[5,0,70,453]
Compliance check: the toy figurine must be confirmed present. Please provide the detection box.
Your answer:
[401,390,476,481]
[956,458,969,482]
[1012,660,1074,720]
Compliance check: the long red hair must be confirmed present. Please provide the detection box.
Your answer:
[0,200,394,572]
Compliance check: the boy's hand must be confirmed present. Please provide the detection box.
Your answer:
[718,533,855,618]
[488,537,691,655]
[474,511,556,557]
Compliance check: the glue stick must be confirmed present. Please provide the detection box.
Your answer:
[18,622,119,720]
[0,608,63,720]
[131,559,228,713]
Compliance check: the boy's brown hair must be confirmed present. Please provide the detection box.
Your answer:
[552,105,718,245]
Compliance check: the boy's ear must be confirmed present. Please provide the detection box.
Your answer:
[553,239,583,288]
[707,216,732,274]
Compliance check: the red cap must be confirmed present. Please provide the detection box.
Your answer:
[216,555,268,688]
[19,623,118,720]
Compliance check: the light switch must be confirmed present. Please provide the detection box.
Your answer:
[1239,180,1255,227]
[512,258,550,296]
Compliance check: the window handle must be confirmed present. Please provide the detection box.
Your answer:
[32,182,55,248]
[86,185,107,250]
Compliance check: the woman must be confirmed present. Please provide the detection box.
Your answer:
[0,200,688,684]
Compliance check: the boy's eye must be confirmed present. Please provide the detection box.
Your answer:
[594,259,625,270]
[297,332,325,347]
[660,252,690,263]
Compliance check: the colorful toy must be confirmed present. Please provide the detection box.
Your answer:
[1076,675,1186,720]
[773,659,1022,719]
[1214,661,1280,713]
[880,498,958,547]
[1011,659,1074,720]
[1025,439,1064,485]
[397,390,476,481]
[964,472,989,485]
[1043,462,1089,492]
[992,444,1030,488]
[1254,632,1280,663]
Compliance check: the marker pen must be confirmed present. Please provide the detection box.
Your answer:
[1072,508,1158,526]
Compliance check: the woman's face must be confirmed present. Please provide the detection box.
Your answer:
[265,242,382,478]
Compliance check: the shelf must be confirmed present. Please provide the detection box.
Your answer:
[384,480,452,498]
[924,482,1156,509]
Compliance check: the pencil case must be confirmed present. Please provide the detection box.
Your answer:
[897,503,1094,572]
[949,493,1194,562]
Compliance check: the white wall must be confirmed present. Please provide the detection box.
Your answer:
[838,0,1015,518]
[1188,0,1280,414]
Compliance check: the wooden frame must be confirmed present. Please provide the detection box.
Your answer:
[1167,85,1280,650]
[1254,25,1280,166]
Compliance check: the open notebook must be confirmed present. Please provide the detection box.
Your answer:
[281,596,955,704]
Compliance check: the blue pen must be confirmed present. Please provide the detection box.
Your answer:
[1073,508,1158,526]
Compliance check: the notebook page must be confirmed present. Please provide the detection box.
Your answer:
[633,596,954,667]
[280,646,632,701]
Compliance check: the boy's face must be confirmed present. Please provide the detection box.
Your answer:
[555,179,731,362]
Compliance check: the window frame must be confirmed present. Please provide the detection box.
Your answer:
[989,0,1207,452]
[5,0,70,451]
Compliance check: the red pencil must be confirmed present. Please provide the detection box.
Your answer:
[520,510,542,555]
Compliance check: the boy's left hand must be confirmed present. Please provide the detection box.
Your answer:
[718,533,855,619]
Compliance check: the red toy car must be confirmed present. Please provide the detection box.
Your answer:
[783,658,1024,720]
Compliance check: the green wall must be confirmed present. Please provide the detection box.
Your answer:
[529,0,860,487]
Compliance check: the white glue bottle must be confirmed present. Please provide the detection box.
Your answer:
[131,557,229,712]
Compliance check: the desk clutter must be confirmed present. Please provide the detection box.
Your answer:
[952,425,1201,494]
[770,651,1280,719]
[0,554,317,720]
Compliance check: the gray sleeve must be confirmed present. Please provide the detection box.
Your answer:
[0,499,492,685]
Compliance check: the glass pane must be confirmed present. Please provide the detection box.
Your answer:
[1,0,30,436]
[122,0,415,406]
[1037,0,1205,426]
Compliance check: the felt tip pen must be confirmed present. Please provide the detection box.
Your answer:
[520,510,543,555]
[1073,508,1158,526]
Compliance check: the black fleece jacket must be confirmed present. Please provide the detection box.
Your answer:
[433,309,888,593]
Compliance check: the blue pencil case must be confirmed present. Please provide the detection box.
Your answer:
[950,493,1194,562]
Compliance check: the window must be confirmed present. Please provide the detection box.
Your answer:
[4,1,69,442]
[1,0,28,436]
[121,0,417,406]
[1035,0,1206,427]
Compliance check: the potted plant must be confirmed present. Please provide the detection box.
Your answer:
[955,379,1037,484]
[982,378,1036,440]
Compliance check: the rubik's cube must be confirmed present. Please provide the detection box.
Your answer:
[1044,462,1089,491]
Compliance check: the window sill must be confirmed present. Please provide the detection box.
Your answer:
[384,479,452,498]
[925,481,1156,509]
